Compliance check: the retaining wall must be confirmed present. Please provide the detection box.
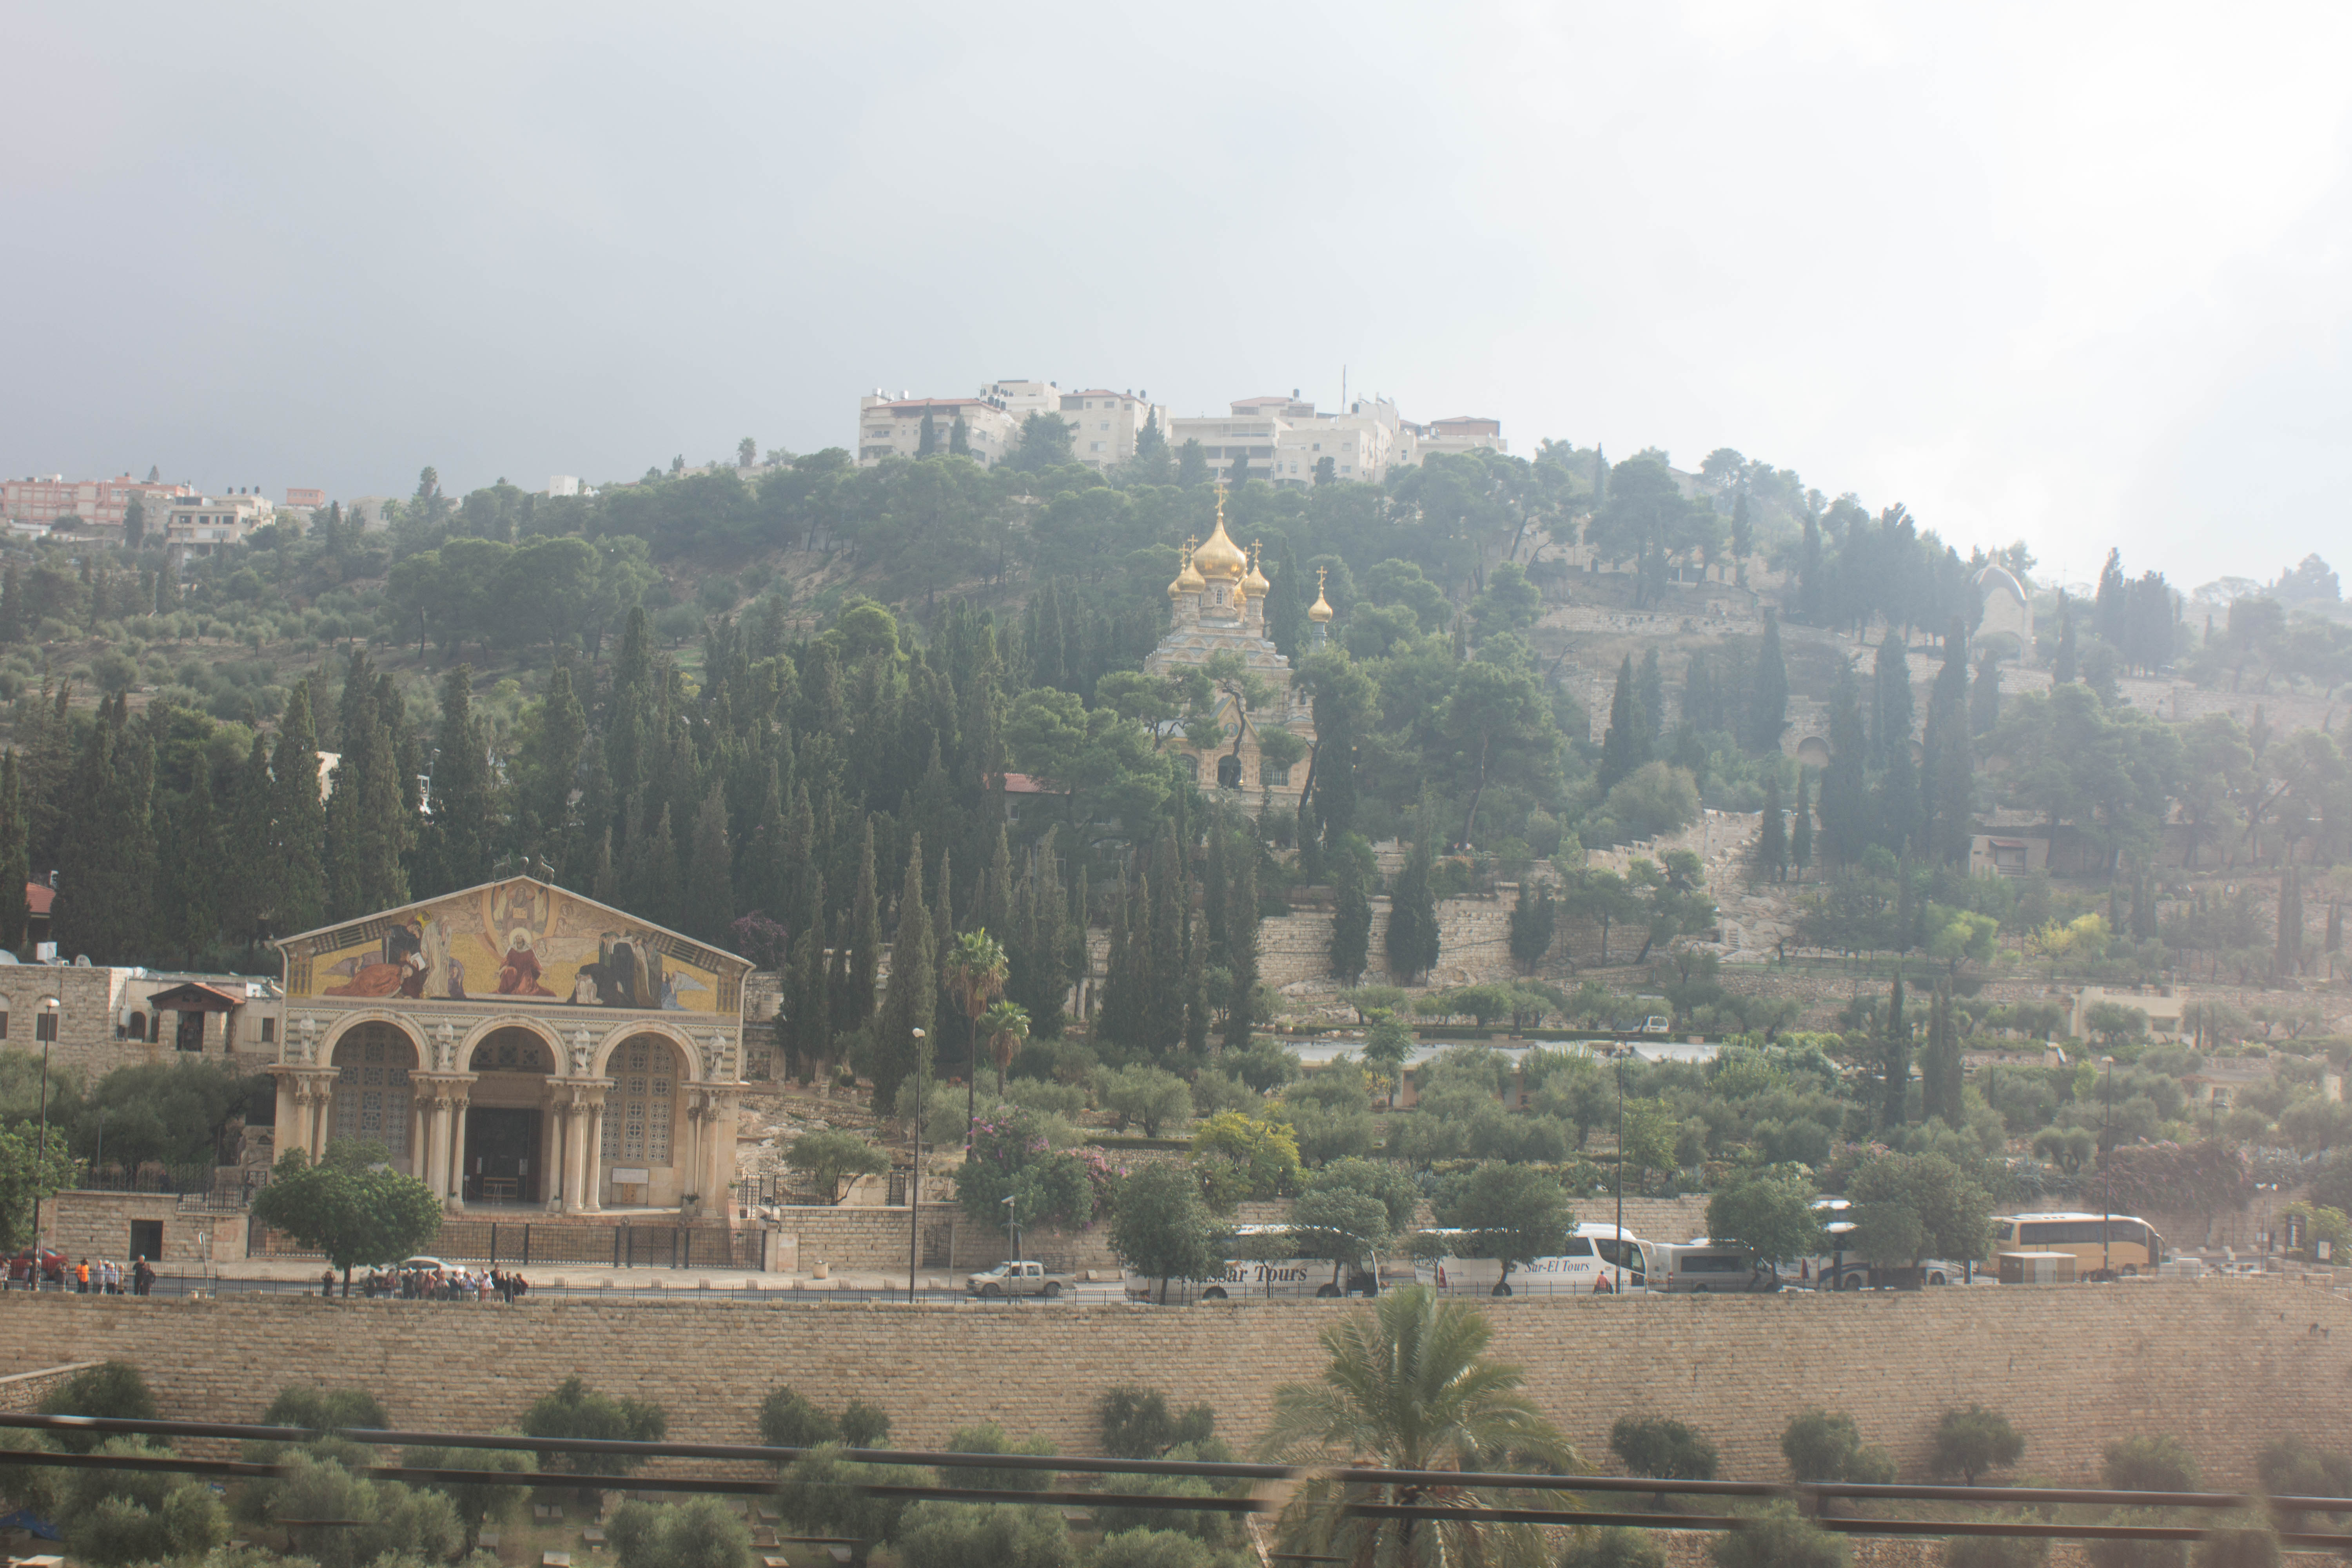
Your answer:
[0,1279,2341,1489]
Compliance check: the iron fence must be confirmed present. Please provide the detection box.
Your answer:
[5,1412,2352,1547]
[249,1219,768,1270]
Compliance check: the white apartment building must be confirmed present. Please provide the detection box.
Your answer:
[1172,392,1415,486]
[857,391,1022,466]
[160,492,274,561]
[1399,414,1507,466]
[1057,388,1167,469]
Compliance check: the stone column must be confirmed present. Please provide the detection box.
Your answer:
[563,1096,591,1215]
[416,1093,443,1200]
[704,1093,737,1212]
[447,1096,470,1209]
[537,1100,558,1205]
[582,1097,606,1212]
[679,1095,704,1205]
[410,1100,428,1178]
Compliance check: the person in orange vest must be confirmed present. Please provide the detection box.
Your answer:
[75,1258,91,1294]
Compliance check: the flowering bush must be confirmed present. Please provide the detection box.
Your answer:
[957,1105,1123,1231]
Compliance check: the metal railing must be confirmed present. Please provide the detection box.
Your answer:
[248,1219,768,1270]
[3,1412,2350,1545]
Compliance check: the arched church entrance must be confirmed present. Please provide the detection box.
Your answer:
[328,1023,417,1172]
[463,1026,555,1204]
[601,1033,687,1208]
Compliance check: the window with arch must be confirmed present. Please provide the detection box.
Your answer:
[332,1028,411,1157]
[602,1039,675,1165]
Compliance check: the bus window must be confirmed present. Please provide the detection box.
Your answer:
[2107,1221,2145,1247]
[1993,1221,2015,1244]
[1559,1238,1595,1256]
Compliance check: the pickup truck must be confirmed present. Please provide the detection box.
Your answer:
[966,1260,1074,1299]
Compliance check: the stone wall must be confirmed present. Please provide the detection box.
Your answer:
[0,1361,96,1414]
[42,1191,249,1267]
[0,1282,2339,1487]
[773,1204,1120,1276]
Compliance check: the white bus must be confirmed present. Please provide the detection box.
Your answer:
[1124,1224,1387,1305]
[1413,1222,1657,1297]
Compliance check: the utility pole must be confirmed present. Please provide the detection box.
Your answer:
[908,1027,926,1305]
[1613,1045,1626,1294]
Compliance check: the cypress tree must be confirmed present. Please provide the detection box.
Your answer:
[426,664,491,895]
[1201,816,1229,966]
[1147,826,1187,1056]
[0,751,26,953]
[1637,646,1667,744]
[846,818,882,1029]
[872,832,934,1112]
[1744,609,1789,753]
[1755,770,1788,883]
[789,872,829,1084]
[1922,634,1974,867]
[1968,652,2002,736]
[1881,973,1910,1131]
[1792,768,1814,874]
[684,782,735,946]
[1267,541,1305,659]
[641,803,682,930]
[1330,845,1372,982]
[1098,863,1140,1049]
[523,662,588,861]
[1386,831,1441,984]
[1597,656,1647,793]
[740,764,789,924]
[323,671,374,918]
[1223,834,1259,1054]
[1183,901,1210,1058]
[272,680,328,935]
[155,761,221,966]
[1871,634,1914,767]
[0,564,22,642]
[2053,597,2078,684]
[1817,666,1872,866]
[220,733,274,956]
[353,713,410,913]
[1507,878,1556,972]
[2279,864,2304,977]
[1920,982,1962,1126]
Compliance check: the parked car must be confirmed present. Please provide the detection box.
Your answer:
[7,1248,66,1287]
[966,1260,1073,1299]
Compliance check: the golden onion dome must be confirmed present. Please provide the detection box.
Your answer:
[1192,490,1247,580]
[1169,535,1205,597]
[1308,566,1334,622]
[1241,541,1271,598]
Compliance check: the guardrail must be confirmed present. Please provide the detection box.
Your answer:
[2,1413,2348,1544]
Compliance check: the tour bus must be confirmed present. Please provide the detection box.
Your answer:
[1413,1223,1657,1297]
[1124,1224,1387,1305]
[1988,1212,2166,1277]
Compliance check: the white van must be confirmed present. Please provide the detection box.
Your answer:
[1414,1223,1656,1297]
[1124,1224,1383,1305]
[1653,1239,1779,1293]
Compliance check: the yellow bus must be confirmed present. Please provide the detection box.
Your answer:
[1989,1212,2165,1277]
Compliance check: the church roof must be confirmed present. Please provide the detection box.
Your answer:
[1971,563,2027,604]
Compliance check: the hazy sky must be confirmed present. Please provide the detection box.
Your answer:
[8,3,2350,591]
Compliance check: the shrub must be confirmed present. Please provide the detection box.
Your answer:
[39,1361,158,1453]
[1710,1501,1847,1568]
[2195,1522,2281,1568]
[2256,1436,2352,1500]
[893,1502,1073,1568]
[1780,1409,1895,1485]
[1089,1441,1246,1546]
[2086,1510,2190,1568]
[756,1387,839,1450]
[1946,1530,2047,1568]
[1930,1406,2025,1486]
[54,1440,229,1567]
[2104,1435,2200,1493]
[841,1401,892,1449]
[609,1495,753,1568]
[775,1444,928,1548]
[943,1422,1057,1491]
[1564,1525,1669,1568]
[1093,1527,1222,1568]
[1612,1416,1720,1480]
[1099,1386,1217,1459]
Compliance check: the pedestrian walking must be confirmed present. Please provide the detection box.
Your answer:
[75,1258,90,1294]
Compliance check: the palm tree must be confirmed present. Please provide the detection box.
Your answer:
[1259,1285,1579,1568]
[944,930,1009,1149]
[978,1000,1030,1099]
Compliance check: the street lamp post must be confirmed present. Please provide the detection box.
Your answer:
[908,1027,926,1305]
[1613,1045,1626,1294]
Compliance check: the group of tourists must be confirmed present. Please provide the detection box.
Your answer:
[65,1256,158,1296]
[341,1262,532,1302]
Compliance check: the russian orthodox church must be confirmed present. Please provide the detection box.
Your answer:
[1142,487,1333,804]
